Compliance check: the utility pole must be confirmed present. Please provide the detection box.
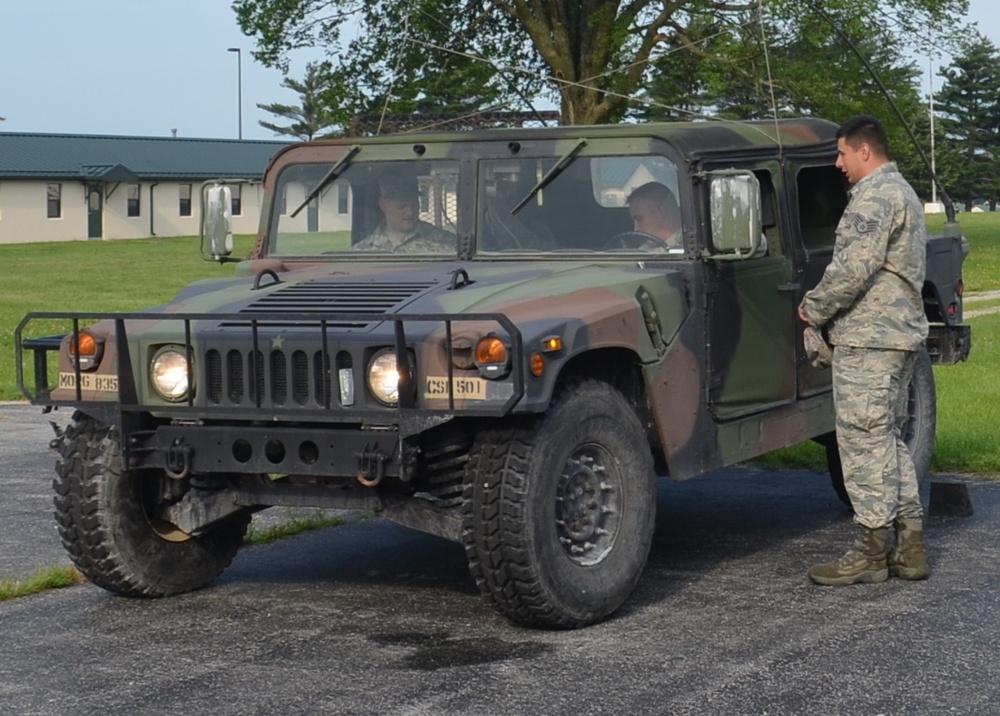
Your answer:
[228,47,243,140]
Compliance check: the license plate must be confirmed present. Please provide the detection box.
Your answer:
[58,372,119,392]
[423,376,487,400]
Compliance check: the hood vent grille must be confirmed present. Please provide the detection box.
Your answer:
[229,279,437,328]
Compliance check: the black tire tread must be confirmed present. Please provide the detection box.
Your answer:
[462,379,654,629]
[54,411,248,597]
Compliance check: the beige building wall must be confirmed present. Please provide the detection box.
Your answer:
[0,180,90,244]
[0,179,265,244]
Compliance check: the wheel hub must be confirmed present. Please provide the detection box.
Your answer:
[555,444,623,566]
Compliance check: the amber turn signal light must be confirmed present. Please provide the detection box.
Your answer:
[475,336,508,365]
[69,331,97,357]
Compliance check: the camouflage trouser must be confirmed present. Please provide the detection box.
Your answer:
[833,345,922,528]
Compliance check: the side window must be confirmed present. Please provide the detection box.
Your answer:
[753,169,778,257]
[127,184,141,217]
[179,184,192,217]
[47,183,62,219]
[231,184,242,217]
[796,165,847,251]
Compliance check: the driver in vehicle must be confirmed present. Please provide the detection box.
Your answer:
[625,181,682,251]
[354,175,455,253]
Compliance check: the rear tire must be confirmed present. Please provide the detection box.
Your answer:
[462,380,656,628]
[824,347,936,507]
[54,411,249,596]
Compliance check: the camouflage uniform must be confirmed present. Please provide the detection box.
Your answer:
[800,162,928,529]
[353,221,455,253]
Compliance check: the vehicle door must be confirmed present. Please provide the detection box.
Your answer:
[705,163,798,419]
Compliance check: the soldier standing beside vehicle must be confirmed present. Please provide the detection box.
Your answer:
[798,114,930,586]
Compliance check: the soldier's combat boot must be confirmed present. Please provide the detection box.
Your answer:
[808,526,889,586]
[888,518,930,580]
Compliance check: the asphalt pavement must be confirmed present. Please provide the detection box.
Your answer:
[3,401,1000,715]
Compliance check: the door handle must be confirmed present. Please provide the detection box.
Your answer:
[777,283,801,292]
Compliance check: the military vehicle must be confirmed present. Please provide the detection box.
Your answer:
[17,119,970,628]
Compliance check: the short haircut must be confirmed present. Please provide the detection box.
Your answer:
[626,182,678,212]
[378,175,419,201]
[837,115,889,158]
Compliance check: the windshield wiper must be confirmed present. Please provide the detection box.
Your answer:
[290,144,361,219]
[510,137,588,215]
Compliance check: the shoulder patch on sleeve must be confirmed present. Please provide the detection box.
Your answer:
[845,212,879,234]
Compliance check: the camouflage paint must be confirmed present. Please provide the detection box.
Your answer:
[15,118,964,488]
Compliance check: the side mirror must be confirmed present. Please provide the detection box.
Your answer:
[707,172,762,260]
[200,183,234,262]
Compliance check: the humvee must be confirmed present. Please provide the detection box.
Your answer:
[17,119,971,628]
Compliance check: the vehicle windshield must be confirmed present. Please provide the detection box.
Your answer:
[268,152,684,258]
[477,154,684,255]
[271,160,459,257]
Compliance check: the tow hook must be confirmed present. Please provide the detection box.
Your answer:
[165,438,192,480]
[355,444,390,487]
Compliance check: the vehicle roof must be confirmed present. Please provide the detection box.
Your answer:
[279,118,839,164]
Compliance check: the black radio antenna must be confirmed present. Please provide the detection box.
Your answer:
[810,1,958,229]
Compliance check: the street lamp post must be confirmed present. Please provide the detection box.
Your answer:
[227,47,243,140]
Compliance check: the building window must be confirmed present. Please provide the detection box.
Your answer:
[127,184,141,217]
[47,183,62,218]
[338,183,349,214]
[231,184,242,216]
[179,184,192,217]
[278,185,287,215]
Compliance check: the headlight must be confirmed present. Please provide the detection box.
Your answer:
[150,347,191,402]
[367,349,401,405]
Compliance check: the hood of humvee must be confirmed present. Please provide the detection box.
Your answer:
[167,260,685,326]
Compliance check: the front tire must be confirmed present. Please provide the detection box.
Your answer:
[462,380,657,628]
[54,412,249,597]
[824,347,937,506]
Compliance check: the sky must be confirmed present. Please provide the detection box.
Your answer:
[0,0,997,141]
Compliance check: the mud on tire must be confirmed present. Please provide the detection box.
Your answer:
[54,411,249,597]
[461,380,657,629]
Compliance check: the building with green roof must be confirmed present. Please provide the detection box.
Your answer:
[0,132,288,244]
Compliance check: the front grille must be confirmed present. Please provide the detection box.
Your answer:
[204,279,437,408]
[227,350,244,403]
[207,346,335,408]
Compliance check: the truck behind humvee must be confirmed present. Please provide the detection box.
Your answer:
[17,119,971,628]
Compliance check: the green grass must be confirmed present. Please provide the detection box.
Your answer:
[0,565,85,601]
[243,511,350,545]
[1,235,254,401]
[933,311,1000,474]
[925,213,1000,292]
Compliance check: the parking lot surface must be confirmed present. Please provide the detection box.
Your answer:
[2,402,999,715]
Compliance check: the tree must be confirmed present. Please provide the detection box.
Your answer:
[237,1,544,133]
[634,4,934,191]
[934,32,1000,210]
[257,61,342,140]
[234,0,968,127]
